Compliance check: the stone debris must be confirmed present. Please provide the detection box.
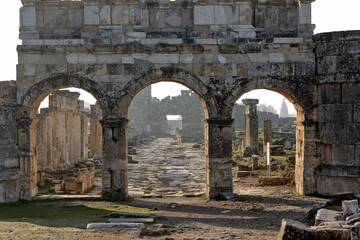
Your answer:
[315,209,342,226]
[86,223,144,230]
[343,200,359,218]
[108,218,154,223]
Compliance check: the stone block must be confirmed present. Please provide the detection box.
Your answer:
[342,200,359,218]
[352,222,360,240]
[264,8,279,28]
[214,5,239,25]
[239,4,253,25]
[164,9,182,28]
[298,3,311,24]
[317,84,341,104]
[149,9,164,29]
[317,56,338,75]
[194,6,214,25]
[108,218,154,223]
[20,7,36,29]
[84,5,99,25]
[258,177,287,186]
[315,209,342,226]
[100,5,111,25]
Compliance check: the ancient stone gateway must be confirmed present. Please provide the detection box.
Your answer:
[0,0,359,202]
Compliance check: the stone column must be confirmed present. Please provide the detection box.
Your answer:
[263,119,272,156]
[204,118,234,199]
[242,99,259,156]
[100,117,129,200]
[17,116,38,200]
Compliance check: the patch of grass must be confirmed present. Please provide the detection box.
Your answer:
[0,201,150,228]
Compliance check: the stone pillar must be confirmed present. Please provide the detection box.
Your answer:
[242,99,259,156]
[100,117,129,200]
[90,104,103,158]
[263,119,272,156]
[204,118,234,199]
[295,120,319,195]
[17,116,38,200]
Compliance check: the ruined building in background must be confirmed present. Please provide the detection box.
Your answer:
[128,86,204,143]
[0,0,360,202]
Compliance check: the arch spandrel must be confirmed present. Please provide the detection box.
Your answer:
[115,67,219,119]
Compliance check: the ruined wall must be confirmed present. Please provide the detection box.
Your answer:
[0,81,19,203]
[314,31,360,195]
[36,91,89,171]
[16,0,320,200]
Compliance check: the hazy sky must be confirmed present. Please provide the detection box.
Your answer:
[1,0,360,114]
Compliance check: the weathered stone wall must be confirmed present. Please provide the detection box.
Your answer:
[314,31,360,195]
[0,81,19,203]
[14,0,321,200]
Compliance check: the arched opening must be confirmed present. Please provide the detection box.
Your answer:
[232,89,300,195]
[35,88,103,197]
[18,75,108,200]
[127,82,206,197]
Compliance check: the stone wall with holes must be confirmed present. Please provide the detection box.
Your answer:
[314,31,360,195]
[0,81,19,203]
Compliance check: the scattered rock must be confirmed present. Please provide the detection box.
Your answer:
[236,171,251,177]
[342,199,359,218]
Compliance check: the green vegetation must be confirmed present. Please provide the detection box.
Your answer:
[0,201,150,227]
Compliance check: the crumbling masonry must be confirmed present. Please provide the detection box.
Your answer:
[0,0,359,202]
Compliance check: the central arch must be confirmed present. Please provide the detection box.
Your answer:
[98,67,234,200]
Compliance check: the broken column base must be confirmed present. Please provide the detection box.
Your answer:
[102,188,128,201]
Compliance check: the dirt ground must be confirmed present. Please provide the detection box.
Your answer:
[0,182,326,240]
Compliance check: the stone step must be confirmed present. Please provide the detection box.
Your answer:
[108,218,154,223]
[87,223,144,229]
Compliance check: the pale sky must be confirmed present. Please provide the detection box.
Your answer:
[1,0,360,114]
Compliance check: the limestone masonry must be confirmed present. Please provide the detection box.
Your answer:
[0,0,359,202]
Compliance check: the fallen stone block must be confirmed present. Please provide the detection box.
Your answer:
[347,213,360,224]
[351,222,360,240]
[277,218,351,240]
[258,177,287,186]
[342,199,359,218]
[86,223,144,229]
[315,208,342,226]
[108,218,154,223]
[277,218,315,240]
[236,171,251,177]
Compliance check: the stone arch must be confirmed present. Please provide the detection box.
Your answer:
[227,76,317,195]
[17,73,109,200]
[227,76,315,119]
[21,73,109,118]
[116,67,218,119]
